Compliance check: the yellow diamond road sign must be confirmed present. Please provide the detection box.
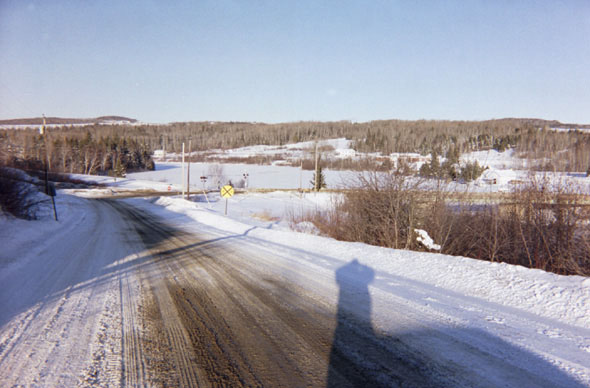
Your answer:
[221,185,234,198]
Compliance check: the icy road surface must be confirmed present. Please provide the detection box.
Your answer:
[0,196,588,387]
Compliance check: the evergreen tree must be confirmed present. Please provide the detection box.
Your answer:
[311,165,327,191]
[430,150,441,177]
[460,161,485,182]
[113,157,126,179]
[446,145,460,164]
[418,162,431,177]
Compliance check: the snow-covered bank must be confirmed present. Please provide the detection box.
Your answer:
[122,194,590,384]
[132,195,590,329]
[0,190,90,274]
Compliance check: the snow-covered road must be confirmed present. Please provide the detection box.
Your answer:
[0,198,132,386]
[1,194,588,387]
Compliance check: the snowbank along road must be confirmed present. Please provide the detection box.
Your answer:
[0,195,588,387]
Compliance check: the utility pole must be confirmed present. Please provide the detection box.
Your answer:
[299,160,303,198]
[41,115,49,195]
[314,141,319,191]
[41,115,58,221]
[39,115,45,135]
[187,139,191,200]
[182,142,185,198]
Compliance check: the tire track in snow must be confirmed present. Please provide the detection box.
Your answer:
[119,255,148,388]
[78,284,122,388]
[150,282,207,388]
[118,200,452,387]
[110,199,208,387]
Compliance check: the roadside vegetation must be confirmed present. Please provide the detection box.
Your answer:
[0,167,94,219]
[290,170,590,276]
[0,168,45,219]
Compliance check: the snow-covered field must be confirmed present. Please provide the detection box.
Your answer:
[128,161,357,190]
[134,140,590,193]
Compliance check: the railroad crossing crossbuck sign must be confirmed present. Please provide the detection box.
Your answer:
[221,185,234,215]
[221,185,234,198]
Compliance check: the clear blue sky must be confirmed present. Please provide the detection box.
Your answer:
[1,0,589,123]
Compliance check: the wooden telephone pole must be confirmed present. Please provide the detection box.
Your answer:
[187,139,191,200]
[41,115,58,221]
[182,142,185,198]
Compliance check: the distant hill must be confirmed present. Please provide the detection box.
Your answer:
[490,118,590,130]
[2,116,588,129]
[0,116,137,126]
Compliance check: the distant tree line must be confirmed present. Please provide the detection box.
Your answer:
[418,149,487,182]
[2,118,590,175]
[1,129,154,176]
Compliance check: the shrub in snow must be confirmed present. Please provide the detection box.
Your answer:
[290,160,590,276]
[0,167,48,219]
[206,164,226,189]
[300,169,426,250]
[459,160,486,182]
[293,221,320,235]
[234,178,246,189]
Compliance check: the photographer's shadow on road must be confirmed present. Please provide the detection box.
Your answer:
[327,259,382,387]
[325,259,586,388]
[327,259,416,387]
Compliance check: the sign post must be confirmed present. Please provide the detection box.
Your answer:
[48,182,58,221]
[220,185,234,216]
[200,176,212,208]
